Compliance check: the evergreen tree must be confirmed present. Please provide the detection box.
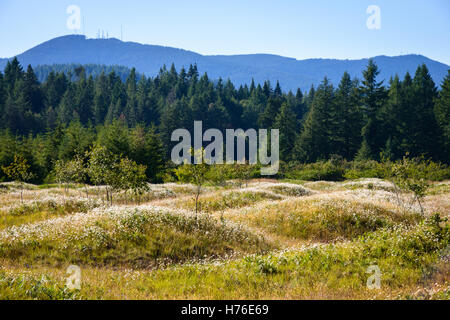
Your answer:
[97,119,131,157]
[74,75,94,124]
[6,78,41,133]
[293,88,307,120]
[274,81,282,97]
[294,78,335,162]
[3,93,23,133]
[105,98,123,123]
[434,70,450,161]
[58,121,94,160]
[354,139,372,161]
[41,124,65,174]
[205,98,230,131]
[249,78,256,94]
[124,68,138,126]
[258,97,282,128]
[58,83,77,124]
[409,64,440,158]
[303,85,315,111]
[381,75,404,159]
[274,102,298,161]
[43,71,68,111]
[3,57,24,92]
[335,72,363,159]
[129,125,165,182]
[358,60,387,159]
[93,72,110,124]
[23,65,44,114]
[159,98,193,156]
[262,81,272,98]
[187,64,199,83]
[396,72,415,157]
[0,72,4,128]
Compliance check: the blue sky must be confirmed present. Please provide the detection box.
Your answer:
[1,0,449,64]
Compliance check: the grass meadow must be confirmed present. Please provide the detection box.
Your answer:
[0,178,448,300]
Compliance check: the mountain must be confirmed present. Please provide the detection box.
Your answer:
[1,35,448,91]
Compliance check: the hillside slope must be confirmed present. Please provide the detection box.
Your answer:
[1,35,448,90]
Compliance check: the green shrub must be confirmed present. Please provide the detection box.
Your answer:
[344,160,386,179]
[283,160,346,181]
[282,158,449,182]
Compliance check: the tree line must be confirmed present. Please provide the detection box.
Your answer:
[0,57,448,183]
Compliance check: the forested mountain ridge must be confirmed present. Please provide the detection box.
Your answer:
[0,35,448,91]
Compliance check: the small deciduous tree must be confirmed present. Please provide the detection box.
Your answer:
[53,157,89,200]
[87,145,118,205]
[232,163,255,188]
[175,148,209,216]
[1,154,35,203]
[385,155,430,215]
[207,164,231,187]
[87,144,148,205]
[117,157,148,204]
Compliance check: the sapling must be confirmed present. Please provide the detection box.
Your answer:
[385,155,430,215]
[175,148,210,217]
[1,154,35,204]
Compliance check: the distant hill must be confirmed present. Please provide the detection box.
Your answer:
[1,35,448,91]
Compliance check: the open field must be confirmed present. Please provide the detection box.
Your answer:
[0,179,448,300]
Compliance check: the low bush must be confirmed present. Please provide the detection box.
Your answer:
[281,158,449,182]
[282,160,346,181]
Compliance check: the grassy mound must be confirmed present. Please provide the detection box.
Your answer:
[0,206,273,268]
[88,215,446,299]
[229,198,422,241]
[0,199,100,229]
[175,190,283,213]
[262,183,312,197]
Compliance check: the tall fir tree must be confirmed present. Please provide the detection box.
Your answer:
[258,97,283,128]
[381,75,403,159]
[3,57,24,93]
[129,125,165,182]
[57,82,76,124]
[334,72,363,159]
[358,59,387,160]
[434,70,450,162]
[23,65,44,114]
[409,64,440,158]
[93,72,110,125]
[0,72,4,128]
[294,78,335,162]
[159,98,193,157]
[274,102,298,161]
